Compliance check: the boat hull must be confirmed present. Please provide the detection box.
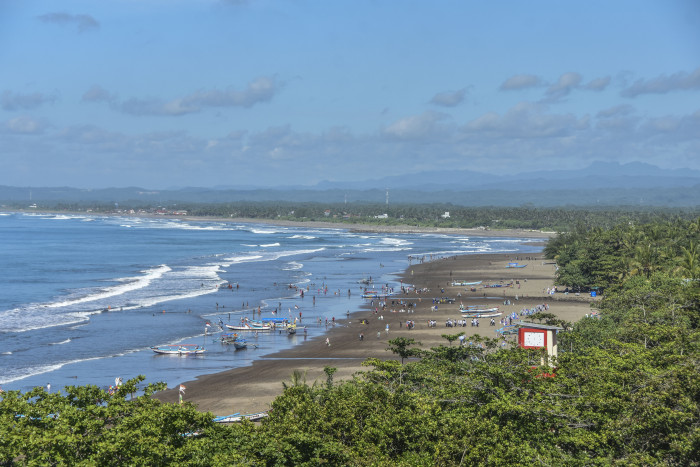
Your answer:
[151,345,205,355]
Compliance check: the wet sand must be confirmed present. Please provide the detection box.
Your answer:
[156,251,595,416]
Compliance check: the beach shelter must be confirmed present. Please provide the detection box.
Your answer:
[517,322,563,367]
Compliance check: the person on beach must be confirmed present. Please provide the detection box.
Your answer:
[325,337,330,346]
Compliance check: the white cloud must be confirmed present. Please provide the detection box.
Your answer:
[115,76,281,116]
[119,97,199,116]
[37,12,99,33]
[382,111,451,140]
[544,72,582,101]
[621,67,700,97]
[3,116,47,134]
[1,91,56,111]
[583,76,611,91]
[430,88,467,107]
[82,85,115,103]
[597,104,635,118]
[182,76,280,109]
[462,102,588,139]
[499,74,543,91]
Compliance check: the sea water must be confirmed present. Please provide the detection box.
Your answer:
[0,212,542,392]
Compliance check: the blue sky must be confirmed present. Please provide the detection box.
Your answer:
[1,0,699,189]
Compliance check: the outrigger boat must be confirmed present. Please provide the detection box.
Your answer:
[225,318,273,331]
[361,290,396,299]
[258,317,289,324]
[213,411,270,424]
[461,307,500,314]
[460,304,499,310]
[225,323,272,331]
[461,311,502,319]
[220,333,249,349]
[151,344,205,355]
[451,280,482,286]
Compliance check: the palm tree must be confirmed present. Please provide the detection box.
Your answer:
[631,243,658,278]
[282,369,308,390]
[676,241,699,281]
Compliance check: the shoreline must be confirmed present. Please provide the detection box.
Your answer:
[155,249,595,417]
[9,209,556,239]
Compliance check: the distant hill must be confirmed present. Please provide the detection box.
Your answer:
[313,161,700,191]
[1,162,698,208]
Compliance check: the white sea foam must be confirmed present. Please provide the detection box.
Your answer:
[0,353,119,385]
[289,235,317,240]
[283,261,304,271]
[260,243,281,248]
[221,254,264,266]
[46,214,87,220]
[486,238,527,243]
[46,265,171,309]
[268,248,325,261]
[362,247,413,253]
[380,237,413,247]
[0,260,228,333]
[50,339,72,345]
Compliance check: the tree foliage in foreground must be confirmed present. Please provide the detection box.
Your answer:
[2,220,699,465]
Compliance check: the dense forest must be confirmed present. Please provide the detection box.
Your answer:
[1,217,698,465]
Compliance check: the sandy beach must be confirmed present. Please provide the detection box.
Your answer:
[156,250,596,416]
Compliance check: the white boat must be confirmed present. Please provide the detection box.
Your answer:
[460,307,499,314]
[225,322,272,331]
[451,280,482,286]
[151,344,205,355]
[461,311,502,319]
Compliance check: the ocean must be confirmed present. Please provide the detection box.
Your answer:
[0,212,542,392]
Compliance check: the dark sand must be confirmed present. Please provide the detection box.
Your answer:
[156,251,595,416]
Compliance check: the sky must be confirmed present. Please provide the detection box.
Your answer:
[1,0,699,189]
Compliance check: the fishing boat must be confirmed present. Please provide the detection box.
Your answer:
[258,317,288,324]
[225,318,273,331]
[213,411,270,423]
[451,280,482,286]
[224,323,272,331]
[286,324,297,335]
[220,333,248,349]
[461,311,502,319]
[506,263,528,268]
[361,290,395,299]
[461,307,499,314]
[460,304,498,310]
[151,344,205,355]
